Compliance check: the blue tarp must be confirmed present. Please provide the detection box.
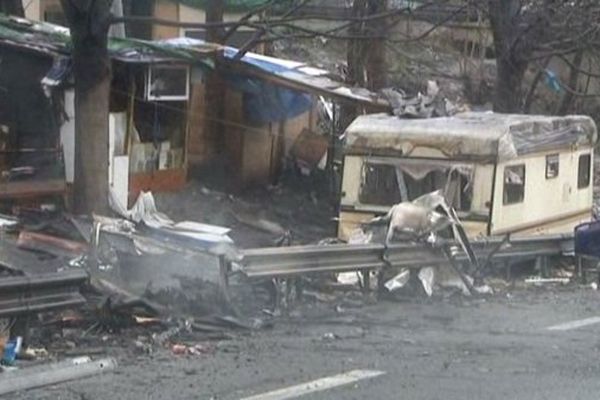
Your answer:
[161,38,315,124]
[222,47,313,124]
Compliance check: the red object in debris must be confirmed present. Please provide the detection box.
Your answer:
[171,344,187,355]
[17,231,88,257]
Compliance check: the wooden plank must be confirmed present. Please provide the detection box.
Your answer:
[0,179,66,200]
[128,168,187,204]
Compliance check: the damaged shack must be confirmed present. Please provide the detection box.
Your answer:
[0,16,383,210]
[339,112,597,239]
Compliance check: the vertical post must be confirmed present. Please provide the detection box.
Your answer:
[328,103,337,196]
[362,269,371,295]
[218,255,238,316]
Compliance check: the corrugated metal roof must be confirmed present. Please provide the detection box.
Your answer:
[0,14,219,65]
[0,15,388,107]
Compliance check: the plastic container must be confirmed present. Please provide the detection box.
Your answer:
[2,340,17,365]
[575,220,600,257]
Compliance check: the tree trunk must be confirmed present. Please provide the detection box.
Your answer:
[342,0,367,129]
[365,0,388,91]
[347,0,367,89]
[206,0,225,43]
[204,0,226,161]
[493,56,527,113]
[343,0,387,128]
[60,1,111,214]
[0,0,24,16]
[488,0,528,113]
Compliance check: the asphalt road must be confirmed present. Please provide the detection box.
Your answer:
[11,286,600,400]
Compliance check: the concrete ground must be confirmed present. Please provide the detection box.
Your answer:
[11,285,600,400]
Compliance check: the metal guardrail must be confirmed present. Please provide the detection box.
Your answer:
[237,234,574,278]
[0,269,88,318]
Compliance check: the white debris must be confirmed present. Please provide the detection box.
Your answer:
[384,269,411,292]
[110,190,233,244]
[524,277,570,285]
[337,272,361,286]
[0,215,17,228]
[418,267,435,297]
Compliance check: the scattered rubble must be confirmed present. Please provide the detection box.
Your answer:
[379,81,469,118]
[0,179,594,395]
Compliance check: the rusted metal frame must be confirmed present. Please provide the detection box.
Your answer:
[17,231,88,258]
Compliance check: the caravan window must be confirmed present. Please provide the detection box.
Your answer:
[578,153,591,189]
[545,154,559,179]
[503,164,525,205]
[358,163,401,206]
[358,160,472,211]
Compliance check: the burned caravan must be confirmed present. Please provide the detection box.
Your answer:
[338,112,597,240]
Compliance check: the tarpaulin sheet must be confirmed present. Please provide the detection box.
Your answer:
[222,47,313,123]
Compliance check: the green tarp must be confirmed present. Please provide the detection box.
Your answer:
[0,14,216,67]
[177,0,274,12]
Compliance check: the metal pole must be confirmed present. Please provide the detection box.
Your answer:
[0,358,117,395]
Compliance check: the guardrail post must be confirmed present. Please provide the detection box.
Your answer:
[361,270,370,294]
[218,255,239,317]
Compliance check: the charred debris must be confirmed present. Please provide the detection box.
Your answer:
[0,14,598,393]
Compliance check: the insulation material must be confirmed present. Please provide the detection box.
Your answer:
[111,155,129,210]
[110,191,234,244]
[60,90,75,183]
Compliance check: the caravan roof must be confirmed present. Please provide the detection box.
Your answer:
[344,112,597,161]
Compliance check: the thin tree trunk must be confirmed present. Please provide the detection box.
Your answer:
[60,1,111,214]
[342,0,368,129]
[522,58,550,113]
[557,50,584,115]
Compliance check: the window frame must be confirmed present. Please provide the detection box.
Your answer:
[146,65,190,102]
[503,164,526,205]
[577,153,591,189]
[545,153,559,179]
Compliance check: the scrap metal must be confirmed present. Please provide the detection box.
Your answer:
[0,269,88,318]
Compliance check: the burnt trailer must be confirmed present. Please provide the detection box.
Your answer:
[338,112,597,240]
